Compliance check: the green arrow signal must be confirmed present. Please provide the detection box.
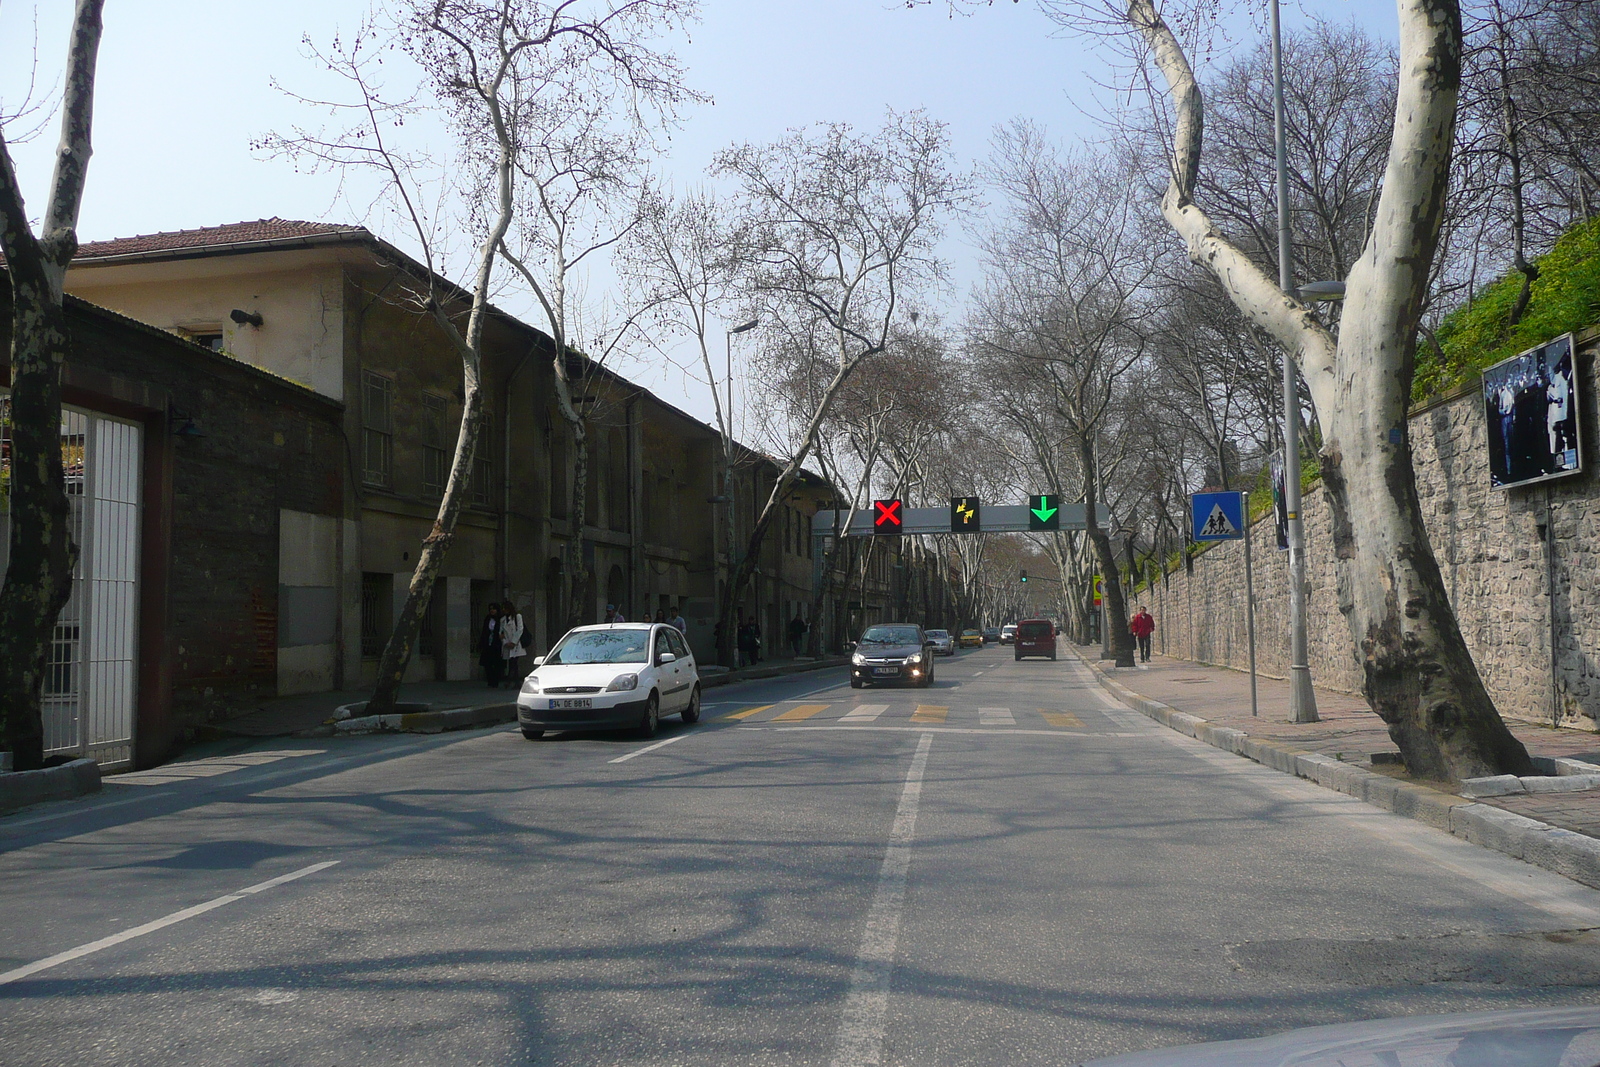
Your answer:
[1031,499,1058,522]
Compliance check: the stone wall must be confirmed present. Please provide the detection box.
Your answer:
[1143,326,1600,730]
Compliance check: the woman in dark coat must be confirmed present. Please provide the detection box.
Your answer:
[478,603,504,688]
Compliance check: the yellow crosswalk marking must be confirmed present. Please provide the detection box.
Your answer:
[773,703,830,722]
[1041,711,1085,729]
[910,705,948,723]
[723,705,773,721]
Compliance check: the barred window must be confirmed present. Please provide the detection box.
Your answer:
[421,394,448,499]
[362,371,393,488]
[361,572,392,658]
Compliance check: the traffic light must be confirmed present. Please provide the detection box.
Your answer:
[1028,493,1060,531]
[949,495,980,532]
[1020,569,1029,583]
[873,498,903,532]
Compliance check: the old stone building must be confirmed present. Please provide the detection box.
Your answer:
[1,284,345,768]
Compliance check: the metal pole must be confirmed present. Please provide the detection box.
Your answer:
[1243,492,1259,718]
[1272,0,1319,723]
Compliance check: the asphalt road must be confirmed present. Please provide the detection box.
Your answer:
[4,645,1600,1066]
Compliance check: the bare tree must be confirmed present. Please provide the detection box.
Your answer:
[1059,0,1534,779]
[710,111,968,668]
[0,0,105,771]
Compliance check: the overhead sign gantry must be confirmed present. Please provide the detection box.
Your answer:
[813,495,1092,537]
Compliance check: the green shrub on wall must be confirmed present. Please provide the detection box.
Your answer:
[1416,217,1600,403]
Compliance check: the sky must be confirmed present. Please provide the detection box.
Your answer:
[1,0,1397,428]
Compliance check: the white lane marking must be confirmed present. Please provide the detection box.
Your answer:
[608,734,690,764]
[978,707,1015,726]
[840,704,889,723]
[0,861,340,987]
[831,734,934,1067]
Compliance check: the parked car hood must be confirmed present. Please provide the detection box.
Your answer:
[1075,1006,1600,1067]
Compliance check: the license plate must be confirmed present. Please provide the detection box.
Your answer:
[549,698,593,710]
[873,667,900,675]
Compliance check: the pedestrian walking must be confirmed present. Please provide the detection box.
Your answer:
[1130,606,1155,663]
[653,609,667,625]
[737,613,757,669]
[501,600,528,684]
[787,611,809,657]
[478,603,504,688]
[669,605,687,635]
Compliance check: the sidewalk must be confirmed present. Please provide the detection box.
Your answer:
[207,655,847,739]
[1082,651,1600,843]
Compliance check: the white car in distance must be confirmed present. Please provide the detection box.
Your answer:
[517,623,701,740]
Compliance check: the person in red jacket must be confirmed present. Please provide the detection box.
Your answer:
[1129,607,1155,663]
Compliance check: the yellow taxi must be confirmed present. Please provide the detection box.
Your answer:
[958,628,985,649]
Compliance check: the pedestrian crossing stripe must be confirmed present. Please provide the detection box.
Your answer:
[1041,712,1085,729]
[723,705,772,720]
[839,704,888,722]
[1198,503,1237,537]
[909,705,948,723]
[772,703,830,722]
[978,707,1016,725]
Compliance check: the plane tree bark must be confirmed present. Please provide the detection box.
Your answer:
[1106,0,1534,779]
[0,0,105,771]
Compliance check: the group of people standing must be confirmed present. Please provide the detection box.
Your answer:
[477,601,528,689]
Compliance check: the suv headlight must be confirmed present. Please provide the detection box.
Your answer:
[851,652,867,666]
[906,652,924,665]
[522,676,541,694]
[606,673,639,692]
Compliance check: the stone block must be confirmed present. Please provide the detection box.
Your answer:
[1521,774,1600,794]
[1521,827,1600,890]
[1390,782,1463,830]
[1362,774,1403,811]
[1459,774,1526,798]
[1556,757,1600,776]
[1169,713,1203,738]
[1450,803,1550,859]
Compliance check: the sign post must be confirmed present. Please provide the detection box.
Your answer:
[1192,491,1257,717]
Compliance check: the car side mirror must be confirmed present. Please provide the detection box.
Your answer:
[532,656,545,667]
[844,641,856,653]
[658,652,676,665]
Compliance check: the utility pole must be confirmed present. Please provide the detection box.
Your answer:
[1271,0,1319,723]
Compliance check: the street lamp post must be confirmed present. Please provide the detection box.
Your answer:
[720,320,759,660]
[1270,0,1319,723]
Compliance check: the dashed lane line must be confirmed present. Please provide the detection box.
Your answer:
[0,861,341,987]
[608,734,690,764]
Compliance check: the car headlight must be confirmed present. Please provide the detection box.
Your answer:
[605,673,639,692]
[852,652,866,666]
[906,652,923,665]
[522,676,541,694]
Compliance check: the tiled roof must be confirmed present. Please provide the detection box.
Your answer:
[75,218,369,260]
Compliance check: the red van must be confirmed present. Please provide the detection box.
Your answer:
[1014,618,1057,661]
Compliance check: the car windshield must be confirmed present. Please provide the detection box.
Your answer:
[859,625,921,645]
[926,630,949,639]
[546,629,649,665]
[963,630,980,636]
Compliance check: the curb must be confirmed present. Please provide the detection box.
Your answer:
[0,758,102,816]
[310,702,517,737]
[1074,652,1600,891]
[701,657,848,689]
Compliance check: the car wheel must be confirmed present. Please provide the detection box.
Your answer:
[850,676,863,689]
[521,728,544,740]
[638,692,660,738]
[681,686,702,724]
[1014,653,1022,661]
[1049,653,1057,661]
[922,667,934,687]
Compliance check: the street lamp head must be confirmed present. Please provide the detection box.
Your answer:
[1297,280,1347,303]
[730,320,760,334]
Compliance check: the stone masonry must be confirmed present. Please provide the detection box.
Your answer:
[1144,325,1600,730]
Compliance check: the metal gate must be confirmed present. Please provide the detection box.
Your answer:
[0,402,141,770]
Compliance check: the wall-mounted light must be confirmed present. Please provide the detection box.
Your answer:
[229,309,264,327]
[169,409,205,438]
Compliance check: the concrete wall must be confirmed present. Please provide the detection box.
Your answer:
[277,509,339,695]
[1144,327,1600,730]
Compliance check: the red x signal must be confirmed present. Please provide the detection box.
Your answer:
[873,499,903,529]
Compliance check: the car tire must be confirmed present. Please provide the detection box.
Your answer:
[638,692,660,738]
[521,728,544,740]
[681,686,701,724]
[1049,653,1057,661]
[850,677,863,689]
[1014,653,1022,661]
[922,668,934,687]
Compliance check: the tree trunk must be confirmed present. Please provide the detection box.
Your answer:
[368,381,483,714]
[1080,435,1134,665]
[563,420,590,629]
[0,284,80,771]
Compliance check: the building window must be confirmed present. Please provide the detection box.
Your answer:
[361,572,393,658]
[362,371,393,488]
[421,394,448,499]
[471,411,493,508]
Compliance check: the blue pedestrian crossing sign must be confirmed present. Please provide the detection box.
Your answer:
[1191,491,1246,541]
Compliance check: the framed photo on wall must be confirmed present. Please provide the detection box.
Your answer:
[1482,333,1581,490]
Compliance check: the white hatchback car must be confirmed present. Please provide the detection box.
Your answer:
[516,623,701,739]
